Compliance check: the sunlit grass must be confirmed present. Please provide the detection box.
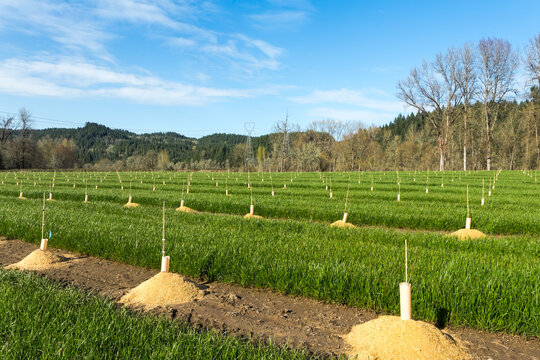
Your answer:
[0,270,321,360]
[0,182,538,336]
[1,170,537,234]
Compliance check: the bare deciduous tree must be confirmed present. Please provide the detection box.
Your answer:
[308,119,362,171]
[525,33,540,88]
[0,115,17,144]
[524,33,540,167]
[456,43,477,171]
[0,114,17,169]
[16,108,34,169]
[398,49,460,171]
[434,48,462,170]
[273,113,293,172]
[477,38,518,170]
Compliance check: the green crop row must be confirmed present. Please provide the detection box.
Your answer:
[0,195,538,336]
[0,170,537,235]
[0,270,319,360]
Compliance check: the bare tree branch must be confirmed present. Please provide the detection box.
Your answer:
[477,38,518,170]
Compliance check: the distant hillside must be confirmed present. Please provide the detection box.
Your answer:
[24,115,429,169]
[10,101,533,172]
[29,122,271,166]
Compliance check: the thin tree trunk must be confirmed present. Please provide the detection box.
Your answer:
[510,146,514,170]
[484,106,491,171]
[463,145,467,171]
[450,133,454,170]
[438,133,445,171]
[486,136,491,170]
[534,116,540,169]
[463,105,468,171]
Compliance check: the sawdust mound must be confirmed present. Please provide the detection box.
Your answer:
[5,249,66,271]
[450,229,486,240]
[120,272,204,309]
[344,316,471,360]
[244,213,263,219]
[176,205,199,213]
[124,202,140,208]
[18,196,27,200]
[330,220,356,228]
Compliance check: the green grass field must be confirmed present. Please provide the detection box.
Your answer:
[0,170,539,336]
[1,170,538,234]
[0,270,318,359]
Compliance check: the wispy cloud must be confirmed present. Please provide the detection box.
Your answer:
[290,88,403,112]
[0,0,286,74]
[200,35,284,72]
[0,58,265,106]
[168,37,197,47]
[94,0,286,73]
[248,11,308,29]
[235,34,284,59]
[95,0,184,29]
[248,0,313,30]
[307,107,398,125]
[291,88,404,125]
[0,0,111,59]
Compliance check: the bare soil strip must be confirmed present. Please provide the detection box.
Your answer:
[1,238,538,359]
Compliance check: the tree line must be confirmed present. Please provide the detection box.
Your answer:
[397,35,539,171]
[0,34,538,172]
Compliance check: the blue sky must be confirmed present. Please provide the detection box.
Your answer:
[0,0,538,137]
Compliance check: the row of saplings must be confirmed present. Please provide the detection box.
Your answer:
[2,189,483,360]
[29,169,493,240]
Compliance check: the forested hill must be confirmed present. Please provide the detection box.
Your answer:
[29,122,268,166]
[3,95,537,171]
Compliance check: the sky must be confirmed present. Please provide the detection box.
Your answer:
[0,0,538,137]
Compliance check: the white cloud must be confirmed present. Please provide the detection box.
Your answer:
[201,36,283,71]
[0,0,111,59]
[195,72,211,82]
[290,88,403,112]
[292,87,405,126]
[235,34,284,59]
[0,58,262,106]
[94,1,286,73]
[307,107,398,125]
[95,0,182,29]
[249,0,313,29]
[248,10,308,29]
[168,37,197,47]
[0,0,285,74]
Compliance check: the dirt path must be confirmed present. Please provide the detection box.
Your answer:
[1,238,538,359]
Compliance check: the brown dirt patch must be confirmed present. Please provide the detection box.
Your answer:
[450,229,486,240]
[330,220,356,228]
[344,316,472,360]
[0,239,538,359]
[176,205,199,213]
[5,249,71,271]
[120,272,204,310]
